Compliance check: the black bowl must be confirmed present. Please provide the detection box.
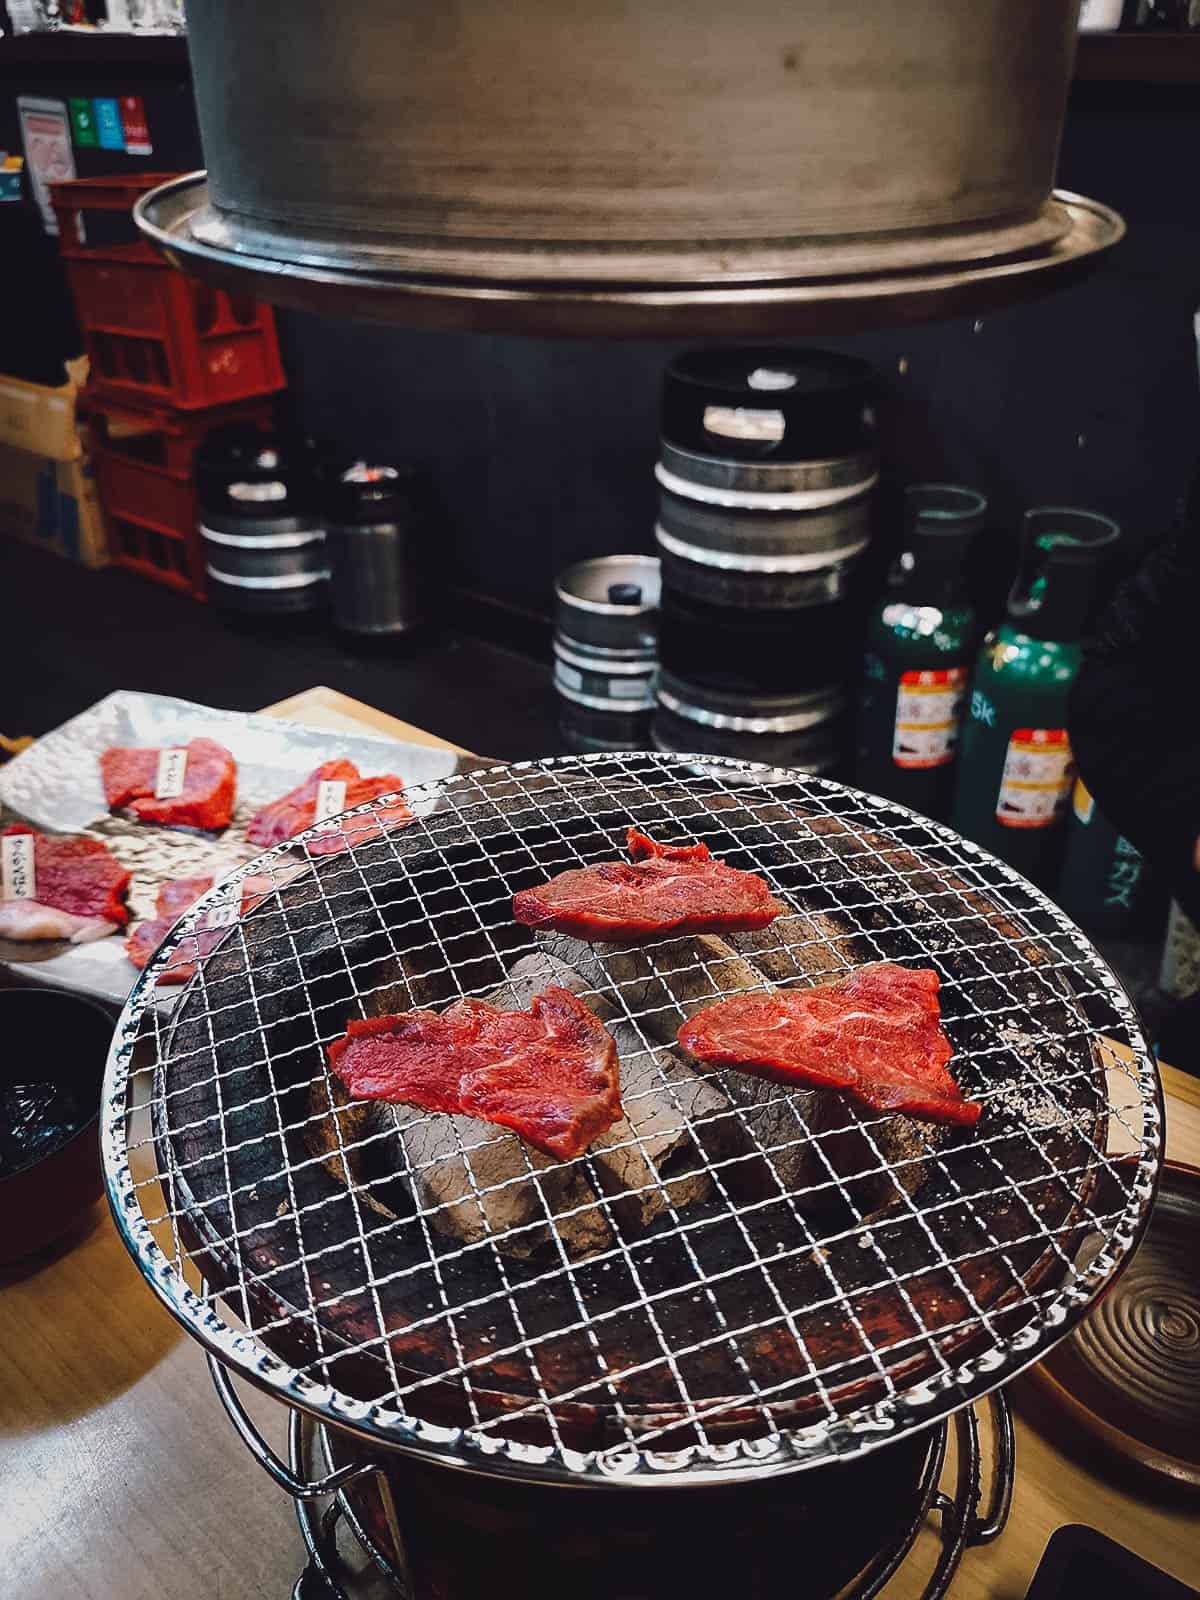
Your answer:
[0,986,115,1264]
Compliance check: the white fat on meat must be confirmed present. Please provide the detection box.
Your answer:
[0,899,119,944]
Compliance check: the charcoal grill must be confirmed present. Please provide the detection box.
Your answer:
[101,755,1161,1588]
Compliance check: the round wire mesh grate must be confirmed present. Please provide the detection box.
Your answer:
[102,754,1162,1485]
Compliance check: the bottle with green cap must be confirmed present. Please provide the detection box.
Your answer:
[855,483,987,819]
[951,506,1120,888]
[1057,777,1148,937]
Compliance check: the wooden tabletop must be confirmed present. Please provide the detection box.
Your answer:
[2,688,1197,1600]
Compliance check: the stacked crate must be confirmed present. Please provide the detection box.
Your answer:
[49,174,285,599]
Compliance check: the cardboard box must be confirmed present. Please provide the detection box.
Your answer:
[0,355,89,461]
[0,441,108,567]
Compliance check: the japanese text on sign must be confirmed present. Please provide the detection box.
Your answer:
[155,747,189,799]
[1,833,36,901]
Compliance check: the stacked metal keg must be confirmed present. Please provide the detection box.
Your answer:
[553,555,660,753]
[652,347,878,772]
[196,427,329,618]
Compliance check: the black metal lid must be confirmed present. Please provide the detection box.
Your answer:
[324,461,430,526]
[662,347,876,463]
[194,425,315,519]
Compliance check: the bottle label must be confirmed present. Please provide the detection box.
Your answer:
[996,728,1074,829]
[1072,777,1095,825]
[892,667,968,769]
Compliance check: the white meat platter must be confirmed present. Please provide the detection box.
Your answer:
[0,690,460,1006]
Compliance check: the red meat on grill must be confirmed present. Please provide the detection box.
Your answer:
[328,986,623,1160]
[677,961,980,1128]
[126,873,273,984]
[245,760,412,856]
[100,737,236,831]
[512,827,783,943]
[0,824,131,943]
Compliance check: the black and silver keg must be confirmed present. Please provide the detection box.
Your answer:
[196,427,329,618]
[653,671,845,773]
[553,555,660,753]
[324,463,428,640]
[653,346,877,769]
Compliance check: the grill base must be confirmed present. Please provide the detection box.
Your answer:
[283,1390,1013,1600]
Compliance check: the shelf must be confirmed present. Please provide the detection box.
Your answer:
[0,29,189,73]
[1075,30,1200,82]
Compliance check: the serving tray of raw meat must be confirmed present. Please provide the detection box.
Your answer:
[0,690,458,1003]
[101,753,1161,1486]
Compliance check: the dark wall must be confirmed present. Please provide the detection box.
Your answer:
[277,80,1200,624]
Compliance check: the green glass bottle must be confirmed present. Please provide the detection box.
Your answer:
[951,507,1120,888]
[1058,777,1147,937]
[855,484,986,818]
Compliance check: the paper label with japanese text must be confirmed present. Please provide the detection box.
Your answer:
[204,897,240,930]
[1,833,35,901]
[996,728,1074,829]
[155,747,188,799]
[892,666,968,770]
[314,780,347,824]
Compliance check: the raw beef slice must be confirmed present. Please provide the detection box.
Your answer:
[0,824,130,943]
[100,737,236,831]
[512,827,783,943]
[677,961,980,1128]
[328,986,623,1160]
[126,873,272,985]
[246,760,412,855]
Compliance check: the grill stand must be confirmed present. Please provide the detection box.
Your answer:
[208,1360,1014,1600]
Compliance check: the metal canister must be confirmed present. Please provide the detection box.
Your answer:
[324,463,428,638]
[655,480,873,611]
[195,427,329,618]
[553,555,659,753]
[653,670,844,773]
[1057,778,1149,938]
[952,506,1121,889]
[854,483,987,820]
[656,347,877,712]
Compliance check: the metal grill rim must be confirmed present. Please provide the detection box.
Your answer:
[100,753,1163,1486]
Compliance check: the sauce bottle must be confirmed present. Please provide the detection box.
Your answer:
[855,484,986,819]
[951,506,1120,888]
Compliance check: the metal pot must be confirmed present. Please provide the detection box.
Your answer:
[163,0,1115,335]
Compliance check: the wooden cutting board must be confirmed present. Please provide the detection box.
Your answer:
[1,687,1196,1600]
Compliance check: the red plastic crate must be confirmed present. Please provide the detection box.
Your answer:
[50,175,286,412]
[87,396,276,600]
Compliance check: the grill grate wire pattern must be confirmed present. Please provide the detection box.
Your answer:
[102,754,1162,1485]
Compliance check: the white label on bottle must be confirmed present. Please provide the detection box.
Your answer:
[229,480,288,503]
[702,405,786,443]
[892,667,968,770]
[610,678,652,701]
[314,779,347,824]
[555,663,584,692]
[1,834,35,901]
[154,747,188,799]
[205,898,240,930]
[996,728,1074,829]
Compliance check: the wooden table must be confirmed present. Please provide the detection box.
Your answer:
[2,688,1198,1600]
